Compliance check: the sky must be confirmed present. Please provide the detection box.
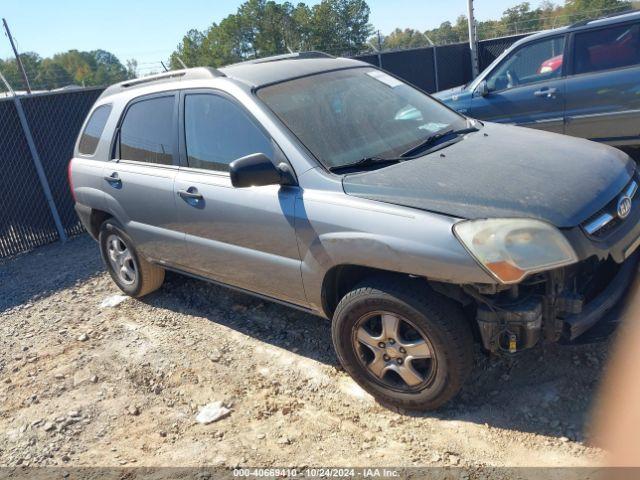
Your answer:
[1,0,546,72]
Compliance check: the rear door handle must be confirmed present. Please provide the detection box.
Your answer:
[534,87,557,98]
[177,188,203,200]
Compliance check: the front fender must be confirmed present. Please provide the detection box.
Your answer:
[295,192,495,311]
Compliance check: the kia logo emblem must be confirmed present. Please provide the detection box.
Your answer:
[617,195,632,219]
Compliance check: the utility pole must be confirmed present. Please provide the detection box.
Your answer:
[375,30,383,69]
[466,0,480,78]
[176,56,188,69]
[2,18,31,93]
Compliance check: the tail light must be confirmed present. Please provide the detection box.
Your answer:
[68,159,76,202]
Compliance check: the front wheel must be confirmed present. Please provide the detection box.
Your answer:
[332,277,474,411]
[99,219,165,297]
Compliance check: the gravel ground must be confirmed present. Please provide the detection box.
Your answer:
[0,235,614,468]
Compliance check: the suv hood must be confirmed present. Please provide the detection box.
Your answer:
[342,123,634,228]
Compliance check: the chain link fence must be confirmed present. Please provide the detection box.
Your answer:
[478,33,529,71]
[0,87,104,259]
[0,99,56,257]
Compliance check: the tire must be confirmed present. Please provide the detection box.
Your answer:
[332,276,474,411]
[98,218,165,298]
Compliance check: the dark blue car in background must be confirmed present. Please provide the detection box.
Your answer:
[434,11,640,154]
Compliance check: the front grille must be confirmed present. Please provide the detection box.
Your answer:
[582,174,638,238]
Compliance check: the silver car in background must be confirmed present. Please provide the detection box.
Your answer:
[69,53,640,410]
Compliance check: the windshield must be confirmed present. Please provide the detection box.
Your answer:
[257,67,466,170]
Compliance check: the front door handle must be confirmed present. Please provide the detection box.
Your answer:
[177,188,203,200]
[104,173,121,185]
[534,87,557,98]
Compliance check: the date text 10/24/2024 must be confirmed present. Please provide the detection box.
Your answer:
[233,468,401,477]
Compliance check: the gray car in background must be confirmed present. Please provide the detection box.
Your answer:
[69,53,640,410]
[434,11,640,154]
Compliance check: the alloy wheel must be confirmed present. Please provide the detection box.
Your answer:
[106,234,137,285]
[353,311,436,392]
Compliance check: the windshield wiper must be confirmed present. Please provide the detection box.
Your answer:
[328,156,402,174]
[400,126,479,158]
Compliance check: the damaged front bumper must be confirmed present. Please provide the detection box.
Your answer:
[473,250,640,354]
[472,171,640,354]
[563,251,638,340]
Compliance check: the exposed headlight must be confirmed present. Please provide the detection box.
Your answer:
[453,218,578,284]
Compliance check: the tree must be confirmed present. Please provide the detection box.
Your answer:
[126,59,138,79]
[380,28,431,50]
[564,0,632,21]
[419,0,638,45]
[425,15,469,45]
[169,0,372,68]
[91,49,128,85]
[0,49,131,90]
[0,53,41,91]
[34,59,72,89]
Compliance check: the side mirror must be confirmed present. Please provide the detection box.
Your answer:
[229,153,294,188]
[476,80,490,97]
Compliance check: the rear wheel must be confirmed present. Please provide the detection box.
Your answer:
[332,276,473,410]
[99,219,165,297]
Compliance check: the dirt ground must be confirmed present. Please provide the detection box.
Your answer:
[0,235,616,468]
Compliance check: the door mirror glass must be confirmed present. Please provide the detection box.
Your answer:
[230,153,287,188]
[476,80,490,97]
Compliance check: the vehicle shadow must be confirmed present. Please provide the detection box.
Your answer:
[143,270,338,367]
[415,342,606,443]
[0,235,105,313]
[143,270,609,442]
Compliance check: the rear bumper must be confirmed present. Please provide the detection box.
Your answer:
[563,251,639,340]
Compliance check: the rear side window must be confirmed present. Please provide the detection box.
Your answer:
[184,93,273,172]
[78,104,111,155]
[120,96,175,165]
[573,23,640,75]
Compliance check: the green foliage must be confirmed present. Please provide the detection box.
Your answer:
[376,28,431,51]
[564,0,632,20]
[423,16,470,46]
[170,0,373,69]
[0,49,131,91]
[475,0,633,40]
[388,0,636,48]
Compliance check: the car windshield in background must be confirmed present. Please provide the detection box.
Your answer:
[257,67,466,170]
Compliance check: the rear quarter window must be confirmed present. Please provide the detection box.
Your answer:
[78,104,112,156]
[573,22,640,75]
[119,96,175,165]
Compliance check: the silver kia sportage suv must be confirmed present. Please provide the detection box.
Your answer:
[69,52,640,410]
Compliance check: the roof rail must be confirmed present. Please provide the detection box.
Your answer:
[225,51,334,68]
[100,67,225,98]
[569,9,637,28]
